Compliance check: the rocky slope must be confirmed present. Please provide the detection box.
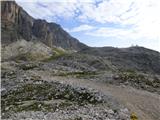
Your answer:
[1,61,131,120]
[79,46,160,74]
[1,59,159,120]
[1,1,87,50]
[1,39,54,61]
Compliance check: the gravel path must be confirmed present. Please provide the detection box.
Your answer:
[41,75,160,120]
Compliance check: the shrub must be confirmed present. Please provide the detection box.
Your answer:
[130,112,138,120]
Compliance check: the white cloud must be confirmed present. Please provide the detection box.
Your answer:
[17,0,160,38]
[77,0,160,41]
[85,27,160,52]
[16,0,97,3]
[85,27,140,40]
[67,25,95,32]
[16,1,79,22]
[16,0,160,51]
[78,0,134,23]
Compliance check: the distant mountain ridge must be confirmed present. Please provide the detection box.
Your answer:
[79,46,160,74]
[1,1,87,50]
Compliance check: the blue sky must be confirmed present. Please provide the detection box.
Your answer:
[16,0,160,52]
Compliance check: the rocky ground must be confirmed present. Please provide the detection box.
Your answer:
[1,61,130,120]
[1,59,160,120]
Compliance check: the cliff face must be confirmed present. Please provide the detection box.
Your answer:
[1,1,87,50]
[1,1,34,43]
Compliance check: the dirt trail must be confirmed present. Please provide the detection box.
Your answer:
[103,85,160,120]
[38,72,160,120]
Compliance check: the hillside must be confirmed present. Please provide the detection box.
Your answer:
[79,46,160,74]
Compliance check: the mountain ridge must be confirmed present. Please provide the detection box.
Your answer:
[1,1,160,75]
[78,46,160,74]
[1,1,88,51]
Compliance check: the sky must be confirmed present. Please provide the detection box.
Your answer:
[16,0,160,52]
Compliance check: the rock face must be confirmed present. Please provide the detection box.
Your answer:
[1,1,34,44]
[1,1,87,50]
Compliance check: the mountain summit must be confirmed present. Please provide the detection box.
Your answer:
[1,1,87,50]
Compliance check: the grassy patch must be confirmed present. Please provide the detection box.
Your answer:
[53,47,66,55]
[3,100,74,113]
[19,63,38,70]
[56,71,97,78]
[2,81,104,113]
[117,71,145,83]
[114,70,160,93]
[13,52,51,61]
[43,47,67,61]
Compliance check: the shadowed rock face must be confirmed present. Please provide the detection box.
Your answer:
[1,1,34,43]
[1,1,87,51]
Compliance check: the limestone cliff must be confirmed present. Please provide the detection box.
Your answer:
[1,1,87,50]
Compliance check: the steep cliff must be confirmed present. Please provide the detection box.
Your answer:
[1,1,87,50]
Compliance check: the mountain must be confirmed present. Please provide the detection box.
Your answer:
[1,1,87,50]
[79,46,160,74]
[1,1,160,75]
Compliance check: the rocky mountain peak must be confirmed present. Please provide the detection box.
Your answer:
[1,1,87,51]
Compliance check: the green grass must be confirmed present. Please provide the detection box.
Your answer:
[43,47,68,61]
[53,47,66,55]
